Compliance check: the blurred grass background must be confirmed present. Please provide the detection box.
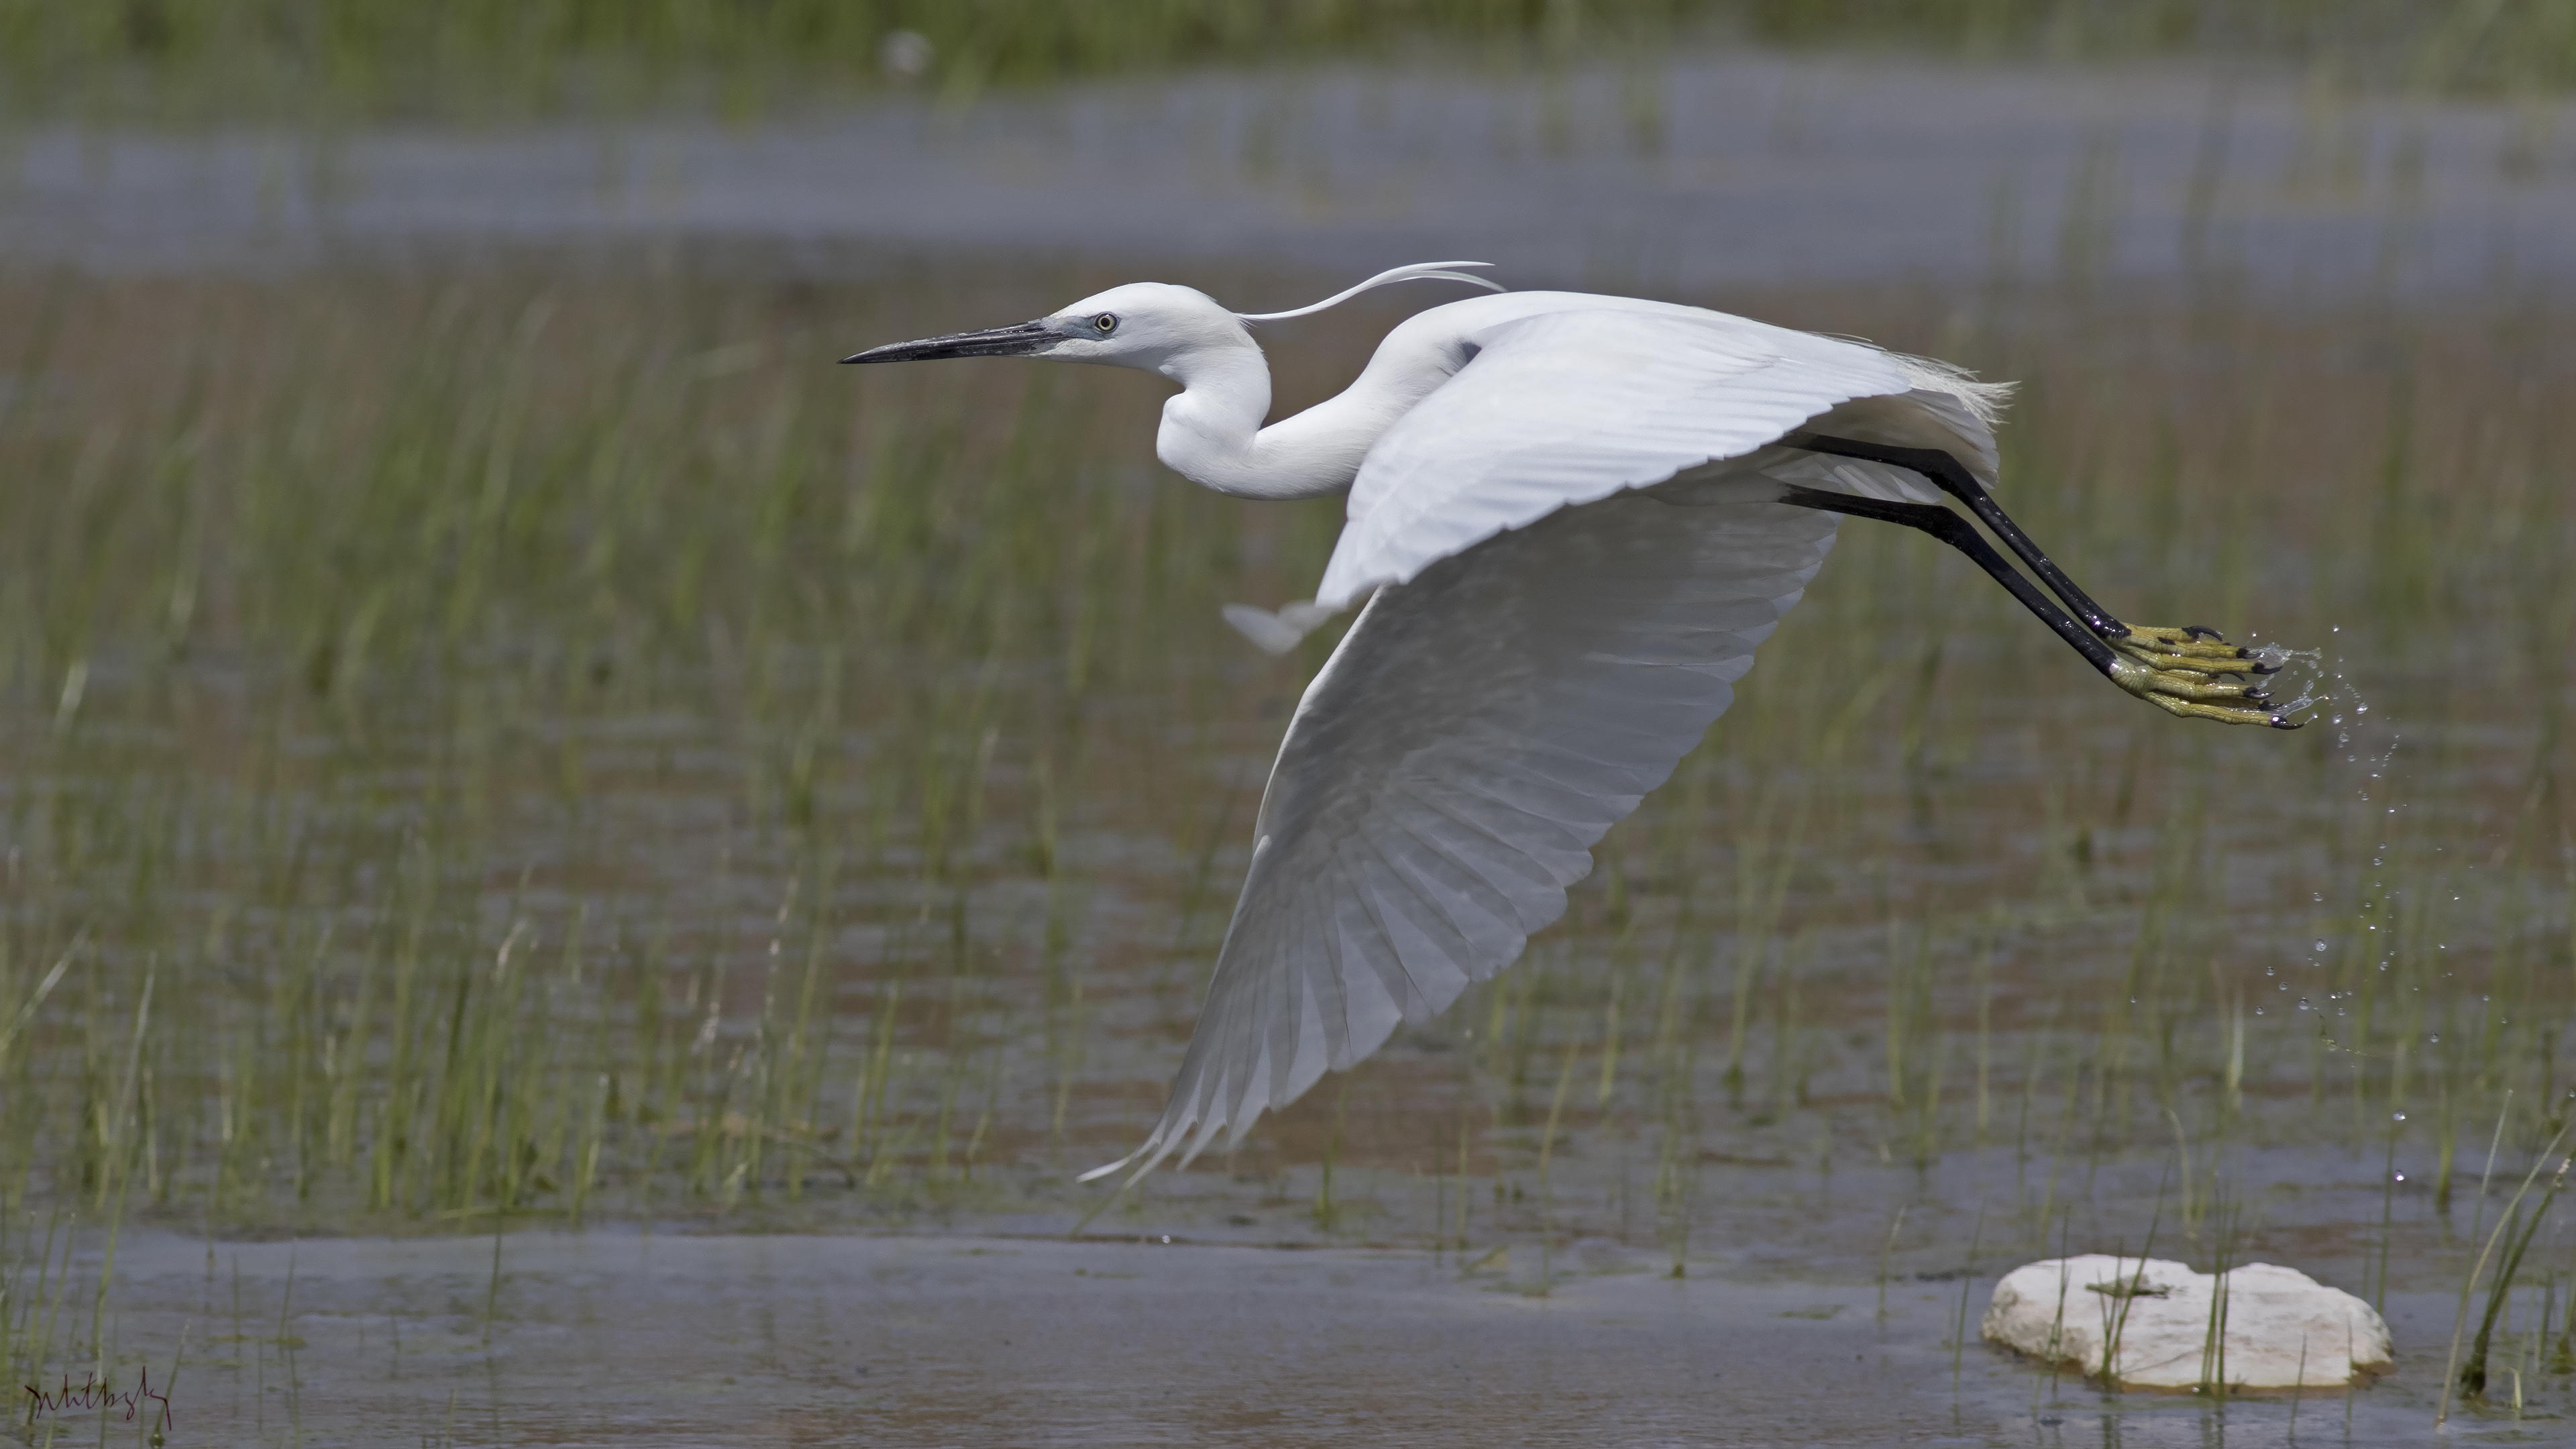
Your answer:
[1,260,2567,1250]
[1,0,2570,121]
[1,0,2573,1411]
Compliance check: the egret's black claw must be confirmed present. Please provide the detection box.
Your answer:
[2270,716,2303,731]
[2184,625,2226,641]
[2245,690,2271,702]
[2251,661,2282,675]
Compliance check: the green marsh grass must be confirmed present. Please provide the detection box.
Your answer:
[0,255,2569,1427]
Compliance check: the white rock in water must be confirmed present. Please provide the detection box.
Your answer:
[1982,1255,2394,1390]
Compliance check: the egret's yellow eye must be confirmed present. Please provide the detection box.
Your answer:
[1094,313,1118,333]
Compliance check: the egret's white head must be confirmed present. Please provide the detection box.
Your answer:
[843,282,1245,377]
[843,263,1501,378]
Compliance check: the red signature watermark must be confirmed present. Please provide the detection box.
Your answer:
[23,1365,173,1436]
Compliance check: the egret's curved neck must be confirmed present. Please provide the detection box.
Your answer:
[1154,331,1453,501]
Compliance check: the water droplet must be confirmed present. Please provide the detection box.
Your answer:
[2393,1112,2406,1122]
[2393,1171,2407,1183]
[2313,939,2328,953]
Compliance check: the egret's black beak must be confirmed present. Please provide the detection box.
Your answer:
[841,320,1058,364]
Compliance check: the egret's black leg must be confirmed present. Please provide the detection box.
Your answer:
[1792,434,2129,639]
[1776,486,2123,675]
[1778,484,2302,729]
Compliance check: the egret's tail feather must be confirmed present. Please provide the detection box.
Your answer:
[1222,600,1337,655]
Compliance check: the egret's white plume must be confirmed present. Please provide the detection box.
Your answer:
[1234,261,1503,323]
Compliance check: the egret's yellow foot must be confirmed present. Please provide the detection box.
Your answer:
[2105,624,2305,729]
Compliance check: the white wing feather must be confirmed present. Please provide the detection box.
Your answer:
[1087,303,2003,1183]
[1085,487,1834,1183]
[1318,307,1925,608]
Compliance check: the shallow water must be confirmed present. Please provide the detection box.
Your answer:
[24,1228,2544,1447]
[6,48,2572,294]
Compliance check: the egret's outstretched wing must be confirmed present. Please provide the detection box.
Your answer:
[1085,301,2008,1182]
[1085,486,1836,1181]
[1317,305,1993,608]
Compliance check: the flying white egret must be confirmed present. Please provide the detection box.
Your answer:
[846,262,2306,1187]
